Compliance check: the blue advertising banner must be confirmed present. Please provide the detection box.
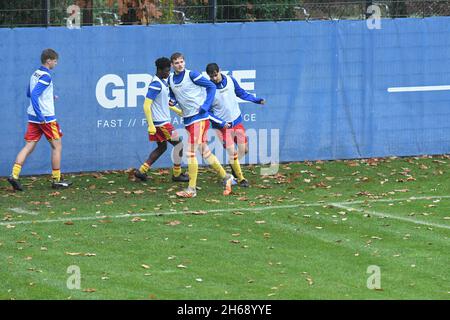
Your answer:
[1,17,449,176]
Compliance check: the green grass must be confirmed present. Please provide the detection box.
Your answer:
[0,155,449,299]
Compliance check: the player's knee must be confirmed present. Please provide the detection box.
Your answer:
[170,138,182,148]
[237,144,247,157]
[24,144,36,154]
[190,143,200,152]
[50,140,62,151]
[172,136,183,144]
[200,144,210,156]
[226,147,235,158]
[158,142,168,152]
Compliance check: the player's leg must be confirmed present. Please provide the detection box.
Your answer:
[135,124,172,181]
[42,122,71,188]
[201,142,227,179]
[7,141,38,191]
[48,138,71,188]
[237,141,249,159]
[226,144,248,187]
[235,124,249,159]
[169,137,189,182]
[49,138,62,181]
[214,127,235,178]
[200,128,233,195]
[176,121,205,197]
[222,127,246,185]
[232,124,249,187]
[199,121,228,180]
[176,142,199,197]
[163,124,188,182]
[135,141,167,181]
[7,122,42,191]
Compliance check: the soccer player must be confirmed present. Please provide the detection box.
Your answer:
[168,52,234,198]
[134,57,189,183]
[7,48,72,191]
[206,63,265,187]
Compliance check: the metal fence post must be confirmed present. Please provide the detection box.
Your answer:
[209,0,217,23]
[46,0,50,26]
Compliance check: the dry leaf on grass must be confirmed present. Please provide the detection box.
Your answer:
[192,210,207,215]
[65,252,96,257]
[305,276,314,286]
[166,220,181,226]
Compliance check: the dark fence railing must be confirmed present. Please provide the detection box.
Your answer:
[1,1,450,28]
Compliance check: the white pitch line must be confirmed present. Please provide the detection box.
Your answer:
[332,203,450,230]
[334,195,450,205]
[9,207,39,216]
[1,195,449,227]
[387,85,450,93]
[0,203,313,226]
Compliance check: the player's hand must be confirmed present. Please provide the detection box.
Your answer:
[169,106,183,117]
[260,99,266,105]
[169,99,176,107]
[54,95,59,101]
[148,126,157,135]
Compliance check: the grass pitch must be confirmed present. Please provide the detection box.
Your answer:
[0,156,449,299]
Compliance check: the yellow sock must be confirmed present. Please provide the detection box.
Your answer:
[173,164,181,177]
[230,153,244,181]
[52,169,61,182]
[12,163,22,179]
[139,162,150,174]
[187,156,198,189]
[204,151,226,179]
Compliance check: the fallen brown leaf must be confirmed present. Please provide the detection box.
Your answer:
[192,210,207,215]
[166,220,181,226]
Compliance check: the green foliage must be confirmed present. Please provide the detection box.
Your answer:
[216,0,299,22]
[0,0,46,27]
[161,0,175,23]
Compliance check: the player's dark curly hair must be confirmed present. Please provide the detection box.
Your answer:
[206,63,220,75]
[155,57,171,70]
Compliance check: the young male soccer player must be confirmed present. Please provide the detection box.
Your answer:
[168,52,234,198]
[134,57,189,182]
[8,49,72,191]
[206,63,265,187]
